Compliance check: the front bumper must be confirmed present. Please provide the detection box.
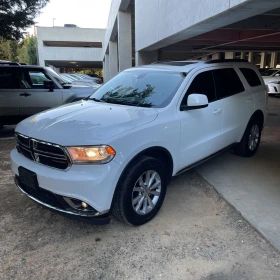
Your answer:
[10,148,121,222]
[267,84,280,95]
[14,175,110,225]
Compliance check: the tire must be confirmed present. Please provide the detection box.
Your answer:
[112,156,167,226]
[235,118,262,157]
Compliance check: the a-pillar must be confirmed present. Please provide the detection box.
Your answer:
[270,52,278,68]
[118,11,132,72]
[136,51,158,66]
[103,54,109,82]
[109,41,118,79]
[225,52,235,59]
[260,52,267,68]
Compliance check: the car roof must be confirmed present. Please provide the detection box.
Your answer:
[125,59,255,73]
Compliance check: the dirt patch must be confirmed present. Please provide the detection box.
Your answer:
[1,140,280,280]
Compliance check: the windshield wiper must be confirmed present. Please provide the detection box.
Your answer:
[88,97,107,103]
[102,99,152,107]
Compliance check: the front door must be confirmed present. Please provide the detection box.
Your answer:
[178,70,224,170]
[18,68,63,118]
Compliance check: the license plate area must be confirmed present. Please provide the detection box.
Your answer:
[18,167,39,191]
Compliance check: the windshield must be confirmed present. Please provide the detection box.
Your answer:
[89,70,185,108]
[262,69,280,76]
[46,67,68,85]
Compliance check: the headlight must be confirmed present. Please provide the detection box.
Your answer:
[67,145,116,164]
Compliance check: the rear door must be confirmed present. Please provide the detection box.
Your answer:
[213,67,254,144]
[18,68,63,118]
[0,67,20,124]
[178,69,224,168]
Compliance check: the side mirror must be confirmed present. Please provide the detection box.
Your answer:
[180,94,209,111]
[275,73,280,77]
[44,80,54,92]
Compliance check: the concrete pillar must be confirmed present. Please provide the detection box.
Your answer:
[270,52,278,68]
[260,52,267,68]
[136,51,158,66]
[240,52,246,59]
[109,41,118,79]
[118,11,132,72]
[201,56,208,61]
[103,54,110,83]
[225,52,235,59]
[212,53,221,60]
[248,52,253,63]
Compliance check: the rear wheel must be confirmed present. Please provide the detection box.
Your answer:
[112,156,167,225]
[235,118,262,157]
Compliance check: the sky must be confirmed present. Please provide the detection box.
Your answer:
[27,0,112,34]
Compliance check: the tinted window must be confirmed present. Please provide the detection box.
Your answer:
[91,70,185,108]
[0,68,20,89]
[240,68,262,87]
[213,68,244,99]
[181,70,216,106]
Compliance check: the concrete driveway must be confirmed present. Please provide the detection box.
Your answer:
[198,96,280,251]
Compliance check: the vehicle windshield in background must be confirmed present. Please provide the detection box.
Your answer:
[46,67,69,85]
[89,70,185,108]
[262,69,280,76]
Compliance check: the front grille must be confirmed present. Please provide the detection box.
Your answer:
[15,133,70,170]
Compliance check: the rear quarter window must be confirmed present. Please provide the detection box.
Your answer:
[239,68,262,87]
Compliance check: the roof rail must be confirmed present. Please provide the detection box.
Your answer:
[205,59,248,64]
[0,62,21,65]
[151,60,199,66]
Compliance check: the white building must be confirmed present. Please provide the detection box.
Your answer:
[36,1,280,78]
[36,26,105,72]
[102,0,280,82]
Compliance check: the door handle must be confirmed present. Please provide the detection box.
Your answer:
[246,98,253,102]
[20,93,31,97]
[212,109,222,114]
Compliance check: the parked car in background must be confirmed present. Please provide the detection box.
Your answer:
[60,74,101,88]
[0,63,95,127]
[69,73,102,84]
[259,68,271,74]
[11,60,267,225]
[261,68,280,95]
[87,73,103,83]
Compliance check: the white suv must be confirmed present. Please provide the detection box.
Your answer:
[10,60,267,225]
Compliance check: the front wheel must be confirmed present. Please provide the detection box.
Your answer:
[235,118,262,157]
[112,156,167,225]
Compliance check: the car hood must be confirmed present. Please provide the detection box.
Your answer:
[15,100,158,146]
[262,76,280,84]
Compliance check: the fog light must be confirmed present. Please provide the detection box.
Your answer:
[81,202,88,208]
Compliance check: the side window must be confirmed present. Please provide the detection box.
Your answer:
[213,68,245,99]
[181,70,216,106]
[240,68,262,87]
[0,68,20,89]
[19,69,52,89]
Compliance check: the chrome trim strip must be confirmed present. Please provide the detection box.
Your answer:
[15,179,109,217]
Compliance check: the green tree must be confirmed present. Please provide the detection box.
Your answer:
[9,40,19,62]
[0,0,49,40]
[27,35,37,64]
[0,38,10,60]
